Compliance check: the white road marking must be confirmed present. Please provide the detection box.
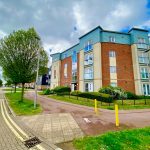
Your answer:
[1,101,24,141]
[83,118,91,123]
[1,99,46,150]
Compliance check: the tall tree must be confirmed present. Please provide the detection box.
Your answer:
[0,28,48,101]
[0,79,2,87]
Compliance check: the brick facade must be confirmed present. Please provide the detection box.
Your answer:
[60,57,72,86]
[101,43,135,93]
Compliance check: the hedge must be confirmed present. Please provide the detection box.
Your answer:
[71,91,113,103]
[53,86,71,95]
[43,89,54,95]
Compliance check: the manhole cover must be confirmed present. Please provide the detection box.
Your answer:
[24,137,41,148]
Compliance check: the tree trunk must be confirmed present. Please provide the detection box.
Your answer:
[21,83,25,102]
[14,83,17,93]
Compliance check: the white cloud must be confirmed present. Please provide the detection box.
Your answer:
[0,30,7,38]
[73,3,90,34]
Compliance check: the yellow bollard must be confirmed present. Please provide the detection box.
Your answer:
[94,99,98,114]
[115,104,119,127]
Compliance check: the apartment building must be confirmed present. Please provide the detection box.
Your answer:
[50,26,150,95]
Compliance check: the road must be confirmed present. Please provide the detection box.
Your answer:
[25,92,150,135]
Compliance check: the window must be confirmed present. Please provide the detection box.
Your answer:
[141,68,149,79]
[143,84,150,95]
[64,63,67,78]
[72,50,77,82]
[84,67,93,79]
[138,53,149,64]
[138,38,146,44]
[110,66,116,73]
[54,70,56,79]
[109,51,116,57]
[64,53,67,58]
[109,36,115,42]
[85,82,93,92]
[84,53,93,65]
[84,40,93,52]
[137,38,147,49]
[110,82,117,87]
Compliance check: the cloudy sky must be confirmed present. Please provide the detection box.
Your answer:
[0,0,150,55]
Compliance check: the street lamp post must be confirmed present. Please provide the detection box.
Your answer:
[34,36,40,109]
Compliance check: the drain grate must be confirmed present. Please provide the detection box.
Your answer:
[24,137,41,148]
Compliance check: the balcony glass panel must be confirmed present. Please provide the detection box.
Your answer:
[84,73,93,79]
[137,44,147,49]
[138,57,149,64]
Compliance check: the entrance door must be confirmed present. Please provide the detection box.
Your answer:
[71,83,77,91]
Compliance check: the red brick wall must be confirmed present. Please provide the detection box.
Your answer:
[60,57,72,87]
[101,43,135,93]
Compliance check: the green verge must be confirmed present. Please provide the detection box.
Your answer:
[3,88,28,92]
[5,92,42,115]
[73,127,150,150]
[48,95,150,110]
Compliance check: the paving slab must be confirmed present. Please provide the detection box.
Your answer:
[19,113,84,144]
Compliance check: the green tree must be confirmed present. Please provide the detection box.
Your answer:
[0,79,3,87]
[0,28,48,101]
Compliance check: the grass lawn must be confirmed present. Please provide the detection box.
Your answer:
[5,92,42,115]
[73,127,150,150]
[3,88,27,92]
[48,95,150,110]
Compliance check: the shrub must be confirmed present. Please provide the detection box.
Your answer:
[53,86,71,95]
[77,92,113,103]
[43,89,54,95]
[71,90,82,96]
[125,91,138,99]
[99,86,127,100]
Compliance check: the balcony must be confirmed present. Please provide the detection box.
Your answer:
[84,44,93,52]
[138,57,149,64]
[84,59,93,66]
[84,73,93,80]
[137,44,148,49]
[141,73,149,79]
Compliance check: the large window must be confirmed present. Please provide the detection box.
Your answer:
[109,36,115,42]
[110,66,116,73]
[109,51,116,57]
[84,53,93,65]
[143,84,150,95]
[72,50,77,82]
[140,68,149,79]
[85,82,93,92]
[54,70,56,79]
[84,40,93,52]
[64,63,67,78]
[84,67,93,79]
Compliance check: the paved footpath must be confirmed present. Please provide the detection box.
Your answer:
[25,92,150,136]
[0,90,62,150]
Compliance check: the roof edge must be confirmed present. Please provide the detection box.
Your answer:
[79,26,103,39]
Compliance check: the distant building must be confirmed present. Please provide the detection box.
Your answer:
[50,26,150,95]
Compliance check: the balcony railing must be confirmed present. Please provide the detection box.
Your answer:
[137,44,148,49]
[138,57,149,64]
[141,73,149,79]
[84,60,93,66]
[84,73,93,79]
